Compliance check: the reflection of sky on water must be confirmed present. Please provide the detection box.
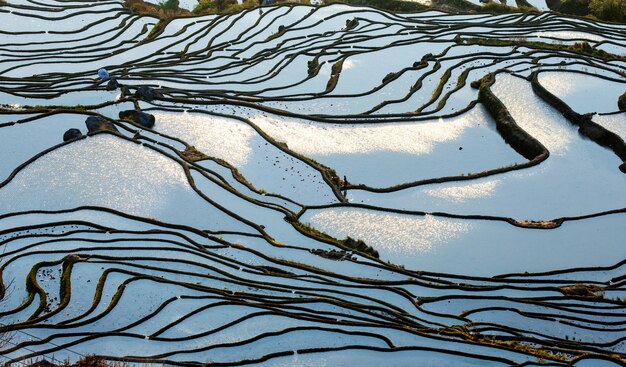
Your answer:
[308,209,472,253]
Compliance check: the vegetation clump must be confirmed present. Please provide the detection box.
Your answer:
[124,0,190,19]
[482,336,572,362]
[311,248,357,261]
[619,92,626,111]
[325,60,345,92]
[194,0,249,14]
[438,324,472,338]
[433,0,538,13]
[550,0,624,22]
[557,0,591,14]
[159,0,180,10]
[292,222,379,258]
[589,0,625,21]
[512,219,561,229]
[345,18,359,30]
[560,284,605,298]
[124,0,257,18]
[570,41,616,59]
[307,59,321,77]
[25,356,115,367]
[257,265,296,276]
[328,0,429,12]
[181,146,209,161]
[460,37,625,61]
[432,0,481,11]
[481,1,521,12]
[382,72,399,84]
[123,0,624,25]
[343,237,379,258]
[266,24,288,41]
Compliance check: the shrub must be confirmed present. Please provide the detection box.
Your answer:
[327,0,429,12]
[343,237,379,258]
[559,0,591,15]
[555,0,624,20]
[432,0,481,11]
[482,1,517,12]
[159,0,180,10]
[124,0,190,19]
[515,0,538,9]
[589,0,625,21]
[345,18,359,30]
[194,0,238,13]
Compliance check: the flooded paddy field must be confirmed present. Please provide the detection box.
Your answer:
[0,0,625,365]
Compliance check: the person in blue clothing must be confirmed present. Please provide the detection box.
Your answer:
[97,68,109,80]
[97,68,120,91]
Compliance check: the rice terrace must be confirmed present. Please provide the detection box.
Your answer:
[0,0,625,364]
